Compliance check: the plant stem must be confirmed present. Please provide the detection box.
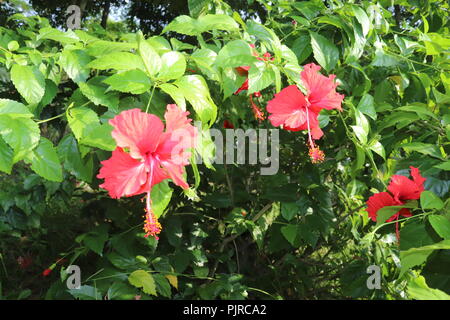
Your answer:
[145,83,157,113]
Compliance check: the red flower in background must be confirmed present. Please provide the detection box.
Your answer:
[366,166,426,240]
[42,268,52,277]
[266,63,344,163]
[233,44,274,122]
[97,105,197,239]
[223,120,235,129]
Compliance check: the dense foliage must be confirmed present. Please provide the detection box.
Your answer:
[0,0,449,300]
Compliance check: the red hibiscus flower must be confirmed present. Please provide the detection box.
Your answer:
[366,166,426,240]
[97,105,197,239]
[266,63,344,163]
[233,45,274,122]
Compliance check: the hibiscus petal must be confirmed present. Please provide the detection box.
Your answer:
[388,167,425,202]
[97,147,148,199]
[267,85,309,130]
[135,157,169,195]
[234,78,249,95]
[158,104,197,165]
[267,85,307,114]
[301,63,344,112]
[366,192,398,222]
[109,108,164,159]
[161,160,189,189]
[410,166,426,189]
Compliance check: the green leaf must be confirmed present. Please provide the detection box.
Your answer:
[137,33,161,77]
[309,31,339,72]
[78,81,119,111]
[351,109,369,145]
[67,106,99,141]
[434,161,450,171]
[153,273,171,298]
[215,40,257,69]
[375,201,418,227]
[81,123,116,151]
[128,270,157,296]
[60,49,92,83]
[159,83,186,110]
[24,137,63,182]
[188,0,209,17]
[372,48,400,67]
[248,61,275,94]
[57,134,93,182]
[281,202,298,221]
[33,79,58,116]
[351,5,371,37]
[38,27,79,44]
[0,99,40,162]
[246,20,281,57]
[292,34,312,64]
[103,69,151,94]
[10,64,45,105]
[420,191,445,210]
[88,52,145,71]
[401,142,444,160]
[174,75,217,127]
[400,240,450,276]
[400,220,434,251]
[163,14,238,36]
[151,180,173,218]
[107,282,138,300]
[357,94,376,120]
[428,215,450,239]
[368,141,385,159]
[408,276,450,300]
[200,14,239,33]
[281,224,300,246]
[7,40,19,51]
[0,135,13,174]
[157,51,186,80]
[69,285,102,300]
[82,224,109,256]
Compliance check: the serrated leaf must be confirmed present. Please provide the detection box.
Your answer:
[157,51,186,80]
[0,99,40,162]
[24,137,62,182]
[103,69,151,94]
[137,33,161,77]
[10,64,45,105]
[60,49,92,83]
[88,52,145,71]
[128,270,157,296]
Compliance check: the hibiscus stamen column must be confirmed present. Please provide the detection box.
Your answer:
[305,106,325,163]
[144,190,162,239]
[249,93,265,122]
[143,159,161,239]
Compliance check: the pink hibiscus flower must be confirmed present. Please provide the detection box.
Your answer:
[266,63,344,163]
[97,105,197,239]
